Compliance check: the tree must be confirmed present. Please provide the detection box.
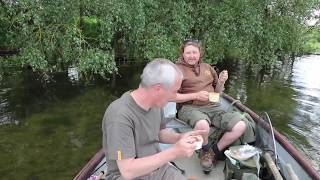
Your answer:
[0,0,319,78]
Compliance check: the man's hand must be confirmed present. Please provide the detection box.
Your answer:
[195,91,209,101]
[172,136,197,159]
[180,130,207,140]
[218,70,228,83]
[172,130,206,159]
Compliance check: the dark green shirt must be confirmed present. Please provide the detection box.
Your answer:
[102,91,166,178]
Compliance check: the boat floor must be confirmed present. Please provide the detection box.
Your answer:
[160,119,226,179]
[92,153,226,180]
[173,152,226,180]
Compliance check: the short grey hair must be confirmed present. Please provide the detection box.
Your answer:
[140,58,182,89]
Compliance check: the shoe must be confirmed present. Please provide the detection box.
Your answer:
[212,143,225,160]
[199,148,216,171]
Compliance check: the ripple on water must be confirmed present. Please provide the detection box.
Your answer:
[290,55,320,171]
[0,87,15,125]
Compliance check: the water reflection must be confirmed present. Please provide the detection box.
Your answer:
[0,88,10,125]
[0,82,16,125]
[290,55,320,170]
[68,67,80,82]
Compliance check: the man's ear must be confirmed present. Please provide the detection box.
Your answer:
[153,84,162,92]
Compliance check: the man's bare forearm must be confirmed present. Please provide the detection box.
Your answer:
[117,146,177,179]
[159,129,181,144]
[214,81,225,93]
[172,93,198,103]
[117,130,205,179]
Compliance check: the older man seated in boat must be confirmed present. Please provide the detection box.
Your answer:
[172,39,256,173]
[102,58,205,180]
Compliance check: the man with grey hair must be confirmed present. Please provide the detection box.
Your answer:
[102,58,204,180]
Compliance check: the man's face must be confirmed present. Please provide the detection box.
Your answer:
[183,45,200,65]
[154,76,182,108]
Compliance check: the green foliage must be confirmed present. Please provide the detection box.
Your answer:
[0,0,319,76]
[0,6,9,47]
[302,28,320,54]
[0,0,115,77]
[20,47,47,71]
[78,48,116,77]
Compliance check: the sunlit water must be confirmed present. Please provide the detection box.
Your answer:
[0,56,319,179]
[289,55,320,170]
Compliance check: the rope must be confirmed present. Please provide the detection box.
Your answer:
[226,99,241,112]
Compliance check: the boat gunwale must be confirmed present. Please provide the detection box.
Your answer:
[73,149,105,180]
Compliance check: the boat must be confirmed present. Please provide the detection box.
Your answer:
[74,93,320,180]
